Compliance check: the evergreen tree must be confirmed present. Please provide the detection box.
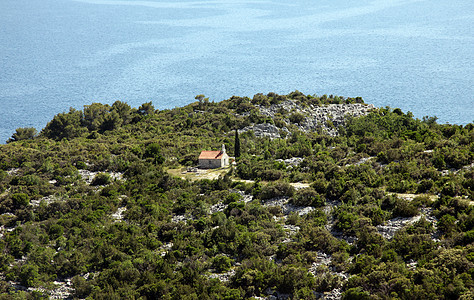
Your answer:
[7,127,37,143]
[235,129,241,158]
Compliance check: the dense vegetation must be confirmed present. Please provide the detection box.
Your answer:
[0,92,472,299]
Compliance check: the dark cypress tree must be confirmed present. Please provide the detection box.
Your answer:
[234,129,241,158]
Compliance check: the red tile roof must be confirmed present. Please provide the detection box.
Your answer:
[199,151,224,160]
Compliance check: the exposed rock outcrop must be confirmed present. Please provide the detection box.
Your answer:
[256,101,375,136]
[276,157,304,168]
[239,123,289,139]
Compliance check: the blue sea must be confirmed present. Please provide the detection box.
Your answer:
[1,0,473,143]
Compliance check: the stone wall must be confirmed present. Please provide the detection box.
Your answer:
[199,159,222,169]
[199,156,228,169]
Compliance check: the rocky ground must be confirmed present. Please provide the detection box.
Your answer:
[239,123,288,139]
[0,172,450,300]
[256,101,375,136]
[1,96,458,299]
[165,187,440,300]
[238,101,374,138]
[2,169,126,299]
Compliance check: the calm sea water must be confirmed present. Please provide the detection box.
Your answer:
[1,0,473,143]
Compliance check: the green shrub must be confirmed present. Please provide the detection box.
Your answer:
[76,161,88,169]
[258,182,295,200]
[289,113,305,124]
[19,264,39,287]
[12,193,30,207]
[437,214,457,235]
[292,187,325,207]
[342,287,371,300]
[144,143,165,165]
[91,172,111,186]
[334,211,358,233]
[463,230,474,244]
[20,174,41,186]
[72,276,92,298]
[48,224,64,240]
[212,255,233,273]
[392,198,418,217]
[224,192,243,205]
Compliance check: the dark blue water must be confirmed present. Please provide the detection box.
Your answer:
[1,0,473,143]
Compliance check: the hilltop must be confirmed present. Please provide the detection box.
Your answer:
[0,91,473,299]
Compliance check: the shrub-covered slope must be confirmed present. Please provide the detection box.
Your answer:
[0,92,473,299]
